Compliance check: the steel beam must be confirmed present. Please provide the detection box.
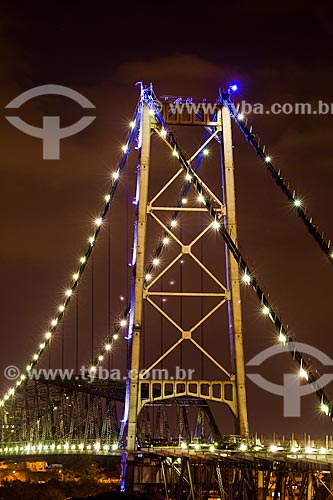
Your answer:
[125,102,152,491]
[220,106,249,437]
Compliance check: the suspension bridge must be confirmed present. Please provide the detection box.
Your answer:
[1,82,333,499]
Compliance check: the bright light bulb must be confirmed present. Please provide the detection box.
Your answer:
[80,256,86,264]
[26,364,32,371]
[265,156,271,162]
[172,149,179,158]
[112,171,119,180]
[113,333,119,340]
[242,273,251,285]
[239,443,247,452]
[95,217,102,227]
[45,332,52,340]
[212,220,220,230]
[51,319,58,327]
[197,194,205,203]
[105,344,111,351]
[8,388,15,396]
[163,237,169,245]
[279,332,287,343]
[39,342,46,350]
[299,367,308,380]
[73,272,79,281]
[145,273,152,281]
[105,194,111,203]
[180,442,187,449]
[33,354,39,361]
[89,236,95,245]
[65,289,72,297]
[90,366,96,372]
[120,319,127,327]
[181,197,187,205]
[305,446,313,454]
[160,128,167,138]
[185,173,192,182]
[321,403,330,415]
[129,121,136,129]
[294,199,301,207]
[59,305,65,312]
[209,445,215,452]
[170,220,177,228]
[238,113,244,120]
[203,149,209,156]
[122,144,128,153]
[262,305,270,315]
[320,447,328,454]
[98,355,103,361]
[270,444,278,453]
[153,258,160,266]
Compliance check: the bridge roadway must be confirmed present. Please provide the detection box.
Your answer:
[142,446,333,472]
[1,441,333,471]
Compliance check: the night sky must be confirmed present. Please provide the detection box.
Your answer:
[1,1,333,441]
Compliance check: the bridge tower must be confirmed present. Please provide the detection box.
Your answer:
[122,85,249,492]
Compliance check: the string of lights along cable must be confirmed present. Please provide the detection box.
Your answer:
[220,88,333,265]
[0,101,144,406]
[190,86,333,266]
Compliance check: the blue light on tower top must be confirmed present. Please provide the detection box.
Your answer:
[229,83,239,92]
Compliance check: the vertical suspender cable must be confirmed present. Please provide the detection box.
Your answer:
[76,293,79,374]
[91,256,94,364]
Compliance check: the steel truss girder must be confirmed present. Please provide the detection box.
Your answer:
[137,380,236,415]
[137,399,221,446]
[0,380,120,448]
[131,453,323,499]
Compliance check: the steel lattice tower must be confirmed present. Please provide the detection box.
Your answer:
[121,86,249,491]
